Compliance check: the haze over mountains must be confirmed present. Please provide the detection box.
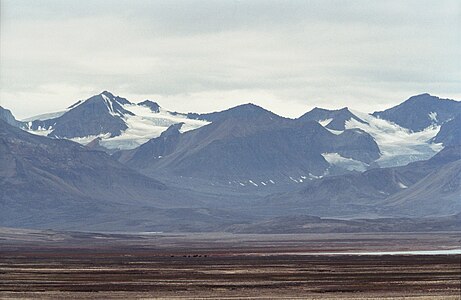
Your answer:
[0,92,460,232]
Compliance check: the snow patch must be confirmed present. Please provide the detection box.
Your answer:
[325,128,343,135]
[289,176,299,183]
[28,127,53,136]
[322,153,368,172]
[101,94,120,117]
[318,118,333,127]
[248,180,258,187]
[70,133,111,145]
[397,182,408,189]
[428,112,438,122]
[309,173,323,179]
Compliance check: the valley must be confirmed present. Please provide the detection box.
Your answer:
[2,3,459,299]
[1,228,460,299]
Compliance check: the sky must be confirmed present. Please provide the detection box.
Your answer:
[1,0,460,119]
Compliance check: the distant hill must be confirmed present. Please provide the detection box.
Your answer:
[263,146,461,217]
[0,120,211,230]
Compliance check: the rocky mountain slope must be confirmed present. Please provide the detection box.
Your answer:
[115,104,381,184]
[0,120,220,230]
[372,93,460,132]
[0,106,24,128]
[1,92,459,231]
[263,146,460,217]
[23,91,208,150]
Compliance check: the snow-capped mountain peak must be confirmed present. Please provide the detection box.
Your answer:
[17,92,460,169]
[100,92,129,117]
[23,91,209,150]
[298,107,366,131]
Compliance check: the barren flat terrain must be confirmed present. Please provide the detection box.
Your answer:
[0,229,460,299]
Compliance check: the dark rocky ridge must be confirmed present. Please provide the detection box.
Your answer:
[186,103,287,123]
[0,106,24,128]
[138,100,161,113]
[29,91,134,138]
[117,104,381,182]
[372,93,460,132]
[432,114,461,146]
[298,107,366,131]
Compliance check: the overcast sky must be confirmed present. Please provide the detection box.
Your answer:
[1,0,460,119]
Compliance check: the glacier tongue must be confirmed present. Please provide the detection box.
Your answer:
[346,109,443,167]
[97,104,209,150]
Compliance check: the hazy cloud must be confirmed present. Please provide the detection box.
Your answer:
[1,0,460,119]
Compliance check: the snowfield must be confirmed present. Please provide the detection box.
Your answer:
[98,104,209,150]
[345,109,443,167]
[25,102,209,150]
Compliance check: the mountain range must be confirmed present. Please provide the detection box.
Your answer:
[1,92,460,232]
[263,145,461,217]
[19,91,209,150]
[115,103,381,184]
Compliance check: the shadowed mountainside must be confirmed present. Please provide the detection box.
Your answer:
[115,104,380,183]
[372,93,460,132]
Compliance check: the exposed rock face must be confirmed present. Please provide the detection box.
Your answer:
[29,91,134,138]
[298,107,366,131]
[0,106,24,128]
[118,104,380,182]
[432,115,461,146]
[138,100,161,113]
[372,93,461,132]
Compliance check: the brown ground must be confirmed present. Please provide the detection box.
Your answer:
[0,229,460,299]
